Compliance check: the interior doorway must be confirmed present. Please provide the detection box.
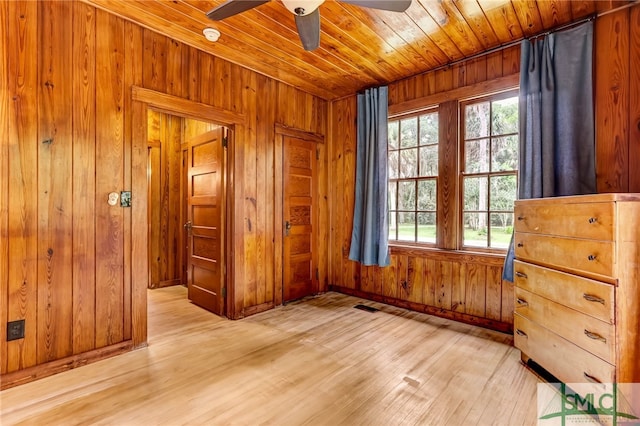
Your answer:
[147,111,227,317]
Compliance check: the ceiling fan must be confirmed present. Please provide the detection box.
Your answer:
[206,0,412,51]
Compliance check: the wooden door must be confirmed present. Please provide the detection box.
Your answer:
[186,128,225,315]
[283,137,317,302]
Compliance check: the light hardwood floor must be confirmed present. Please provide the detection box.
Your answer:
[1,287,540,425]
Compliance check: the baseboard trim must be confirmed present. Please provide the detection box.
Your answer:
[329,285,513,334]
[1,340,136,390]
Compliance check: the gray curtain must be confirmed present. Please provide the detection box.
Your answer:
[503,22,596,281]
[349,86,390,267]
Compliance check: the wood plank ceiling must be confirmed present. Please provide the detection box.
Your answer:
[85,0,632,100]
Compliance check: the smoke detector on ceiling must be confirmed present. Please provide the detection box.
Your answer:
[203,27,221,42]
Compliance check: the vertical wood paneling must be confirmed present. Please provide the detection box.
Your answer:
[257,75,277,304]
[451,262,465,313]
[142,29,166,93]
[71,1,96,354]
[435,261,452,310]
[329,100,343,288]
[95,9,124,348]
[485,266,502,321]
[595,10,629,192]
[243,69,258,309]
[186,46,199,102]
[629,6,640,192]
[123,20,143,343]
[37,0,74,363]
[341,97,356,290]
[423,259,436,306]
[165,39,183,97]
[199,52,214,106]
[465,264,486,318]
[0,0,9,374]
[5,0,39,374]
[168,116,182,285]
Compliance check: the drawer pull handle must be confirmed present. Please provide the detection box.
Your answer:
[588,217,598,224]
[517,242,524,248]
[584,330,607,343]
[517,216,525,221]
[587,254,597,261]
[583,372,603,384]
[515,329,528,338]
[516,298,529,307]
[583,293,605,305]
[515,271,528,279]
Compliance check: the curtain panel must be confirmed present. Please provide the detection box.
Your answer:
[503,22,596,281]
[349,86,390,267]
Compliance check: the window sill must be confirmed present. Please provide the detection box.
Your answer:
[388,243,507,267]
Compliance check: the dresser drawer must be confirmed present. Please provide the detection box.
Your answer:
[514,314,615,385]
[515,233,614,279]
[515,288,615,363]
[514,201,614,240]
[513,261,614,323]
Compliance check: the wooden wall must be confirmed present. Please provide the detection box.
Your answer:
[328,5,640,332]
[329,47,521,333]
[1,0,327,387]
[595,5,640,193]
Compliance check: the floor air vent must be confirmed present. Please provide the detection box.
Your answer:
[353,304,379,313]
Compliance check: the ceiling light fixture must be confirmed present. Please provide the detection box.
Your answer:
[203,27,221,42]
[281,0,324,16]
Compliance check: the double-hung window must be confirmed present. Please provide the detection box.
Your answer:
[387,89,518,253]
[461,93,519,250]
[388,109,439,244]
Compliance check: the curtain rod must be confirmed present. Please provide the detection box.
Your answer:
[388,0,639,87]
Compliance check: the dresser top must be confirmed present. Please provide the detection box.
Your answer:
[515,193,640,205]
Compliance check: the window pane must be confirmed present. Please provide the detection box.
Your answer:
[389,151,399,179]
[388,120,399,149]
[490,175,517,211]
[400,117,418,148]
[389,211,398,240]
[465,102,490,139]
[492,97,518,135]
[417,179,436,210]
[465,139,489,173]
[417,212,436,243]
[388,181,397,211]
[397,212,415,242]
[463,176,488,211]
[419,113,438,146]
[490,213,512,249]
[463,212,488,247]
[399,148,418,178]
[419,145,438,176]
[491,136,518,172]
[398,181,416,210]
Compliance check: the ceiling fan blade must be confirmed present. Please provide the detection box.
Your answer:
[206,0,270,20]
[295,9,321,51]
[339,0,411,12]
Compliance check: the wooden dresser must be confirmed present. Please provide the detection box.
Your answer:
[513,194,640,407]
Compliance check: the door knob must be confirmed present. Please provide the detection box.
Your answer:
[285,221,291,236]
[184,221,192,231]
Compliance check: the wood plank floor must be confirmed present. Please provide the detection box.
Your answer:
[1,287,540,425]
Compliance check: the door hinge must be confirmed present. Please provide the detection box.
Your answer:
[316,148,320,160]
[222,287,226,298]
[222,136,228,148]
